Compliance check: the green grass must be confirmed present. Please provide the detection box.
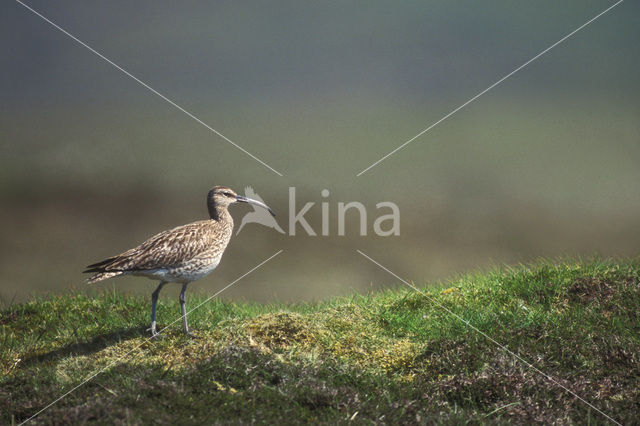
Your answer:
[2,258,639,424]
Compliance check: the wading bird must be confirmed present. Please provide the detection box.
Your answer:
[84,186,275,337]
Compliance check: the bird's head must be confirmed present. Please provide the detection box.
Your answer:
[208,186,275,217]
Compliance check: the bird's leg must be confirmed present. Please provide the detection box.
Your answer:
[179,283,195,337]
[150,281,166,337]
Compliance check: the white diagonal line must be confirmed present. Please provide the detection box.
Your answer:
[356,249,621,425]
[14,0,284,177]
[19,249,283,425]
[356,0,624,176]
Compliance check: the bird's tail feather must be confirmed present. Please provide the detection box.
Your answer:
[84,256,126,284]
[84,256,118,272]
[86,271,124,284]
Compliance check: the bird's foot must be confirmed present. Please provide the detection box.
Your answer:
[184,330,198,339]
[147,327,162,339]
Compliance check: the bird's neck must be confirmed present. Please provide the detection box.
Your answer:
[208,204,231,223]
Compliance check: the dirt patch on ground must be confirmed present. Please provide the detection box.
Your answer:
[567,277,616,304]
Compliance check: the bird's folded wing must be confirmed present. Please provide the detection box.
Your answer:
[98,222,218,272]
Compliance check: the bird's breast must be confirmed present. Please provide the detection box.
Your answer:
[170,256,222,283]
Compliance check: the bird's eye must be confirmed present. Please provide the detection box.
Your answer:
[224,192,233,197]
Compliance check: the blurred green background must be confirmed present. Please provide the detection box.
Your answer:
[1,1,639,303]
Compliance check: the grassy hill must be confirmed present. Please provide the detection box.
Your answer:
[2,258,639,424]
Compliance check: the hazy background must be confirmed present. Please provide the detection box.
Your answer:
[1,0,639,304]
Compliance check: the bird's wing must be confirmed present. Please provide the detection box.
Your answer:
[86,222,222,272]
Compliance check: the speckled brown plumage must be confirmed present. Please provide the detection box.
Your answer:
[84,218,233,284]
[83,185,275,337]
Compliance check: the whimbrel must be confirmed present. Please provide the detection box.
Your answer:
[84,186,275,337]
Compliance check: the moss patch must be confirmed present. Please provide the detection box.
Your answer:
[246,312,320,350]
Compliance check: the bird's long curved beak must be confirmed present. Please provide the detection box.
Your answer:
[236,195,276,217]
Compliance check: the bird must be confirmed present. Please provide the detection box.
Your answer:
[236,186,285,235]
[84,186,275,337]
